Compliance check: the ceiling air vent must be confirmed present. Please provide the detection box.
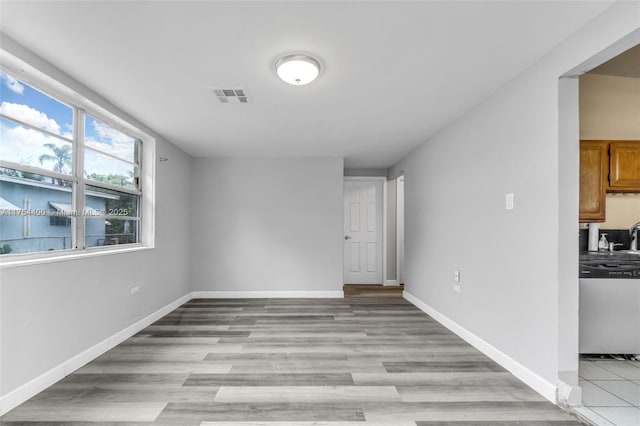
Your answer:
[212,88,249,104]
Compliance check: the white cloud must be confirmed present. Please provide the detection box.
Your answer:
[0,117,133,181]
[0,102,61,135]
[0,121,66,170]
[0,121,129,179]
[0,72,24,94]
[86,119,135,163]
[93,120,133,144]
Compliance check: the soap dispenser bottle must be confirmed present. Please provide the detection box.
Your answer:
[598,233,608,251]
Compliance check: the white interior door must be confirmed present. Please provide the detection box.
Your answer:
[344,179,383,284]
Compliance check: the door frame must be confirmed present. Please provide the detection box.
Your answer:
[343,176,386,285]
[396,175,405,285]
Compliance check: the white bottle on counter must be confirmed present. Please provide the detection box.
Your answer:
[598,233,608,251]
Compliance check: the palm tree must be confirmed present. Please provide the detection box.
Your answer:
[39,143,72,185]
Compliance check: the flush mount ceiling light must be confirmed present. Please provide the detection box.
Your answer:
[275,54,320,85]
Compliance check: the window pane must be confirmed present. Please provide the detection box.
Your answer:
[0,117,73,175]
[85,148,138,189]
[85,218,138,248]
[0,167,73,254]
[86,185,139,218]
[0,71,73,138]
[85,114,137,163]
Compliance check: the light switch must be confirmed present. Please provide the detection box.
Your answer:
[454,270,460,282]
[505,193,514,210]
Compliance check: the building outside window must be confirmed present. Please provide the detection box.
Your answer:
[0,70,145,256]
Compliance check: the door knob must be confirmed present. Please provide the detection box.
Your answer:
[344,236,352,240]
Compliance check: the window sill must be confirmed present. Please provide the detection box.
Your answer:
[0,244,153,269]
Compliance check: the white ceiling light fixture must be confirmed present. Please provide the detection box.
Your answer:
[275,54,321,85]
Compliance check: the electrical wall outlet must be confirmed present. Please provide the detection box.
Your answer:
[453,283,461,294]
[130,286,140,295]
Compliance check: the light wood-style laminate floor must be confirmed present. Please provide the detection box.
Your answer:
[1,298,585,425]
[343,284,404,298]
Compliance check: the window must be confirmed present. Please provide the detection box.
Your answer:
[0,70,148,256]
[83,115,141,248]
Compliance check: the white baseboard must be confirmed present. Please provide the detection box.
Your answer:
[192,290,343,299]
[557,380,583,407]
[403,291,557,403]
[0,292,192,416]
[383,279,399,286]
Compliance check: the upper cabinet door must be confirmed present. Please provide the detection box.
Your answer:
[579,140,609,222]
[609,141,640,192]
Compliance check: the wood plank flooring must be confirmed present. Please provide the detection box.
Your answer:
[343,284,404,298]
[0,298,585,425]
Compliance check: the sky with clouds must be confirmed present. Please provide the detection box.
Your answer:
[0,71,137,184]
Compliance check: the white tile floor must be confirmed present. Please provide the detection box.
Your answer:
[576,357,640,426]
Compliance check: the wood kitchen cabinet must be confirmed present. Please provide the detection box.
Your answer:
[579,140,609,222]
[609,141,640,192]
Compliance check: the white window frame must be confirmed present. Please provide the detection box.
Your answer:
[78,110,143,249]
[0,58,156,267]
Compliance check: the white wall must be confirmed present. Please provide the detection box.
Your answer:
[602,194,640,229]
[0,40,193,407]
[580,73,640,140]
[389,2,640,402]
[190,157,344,294]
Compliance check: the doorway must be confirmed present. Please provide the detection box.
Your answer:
[558,28,640,419]
[343,178,384,284]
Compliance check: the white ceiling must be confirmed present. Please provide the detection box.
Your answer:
[0,1,614,168]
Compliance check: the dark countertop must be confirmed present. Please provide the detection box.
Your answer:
[580,250,640,261]
[580,251,640,279]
